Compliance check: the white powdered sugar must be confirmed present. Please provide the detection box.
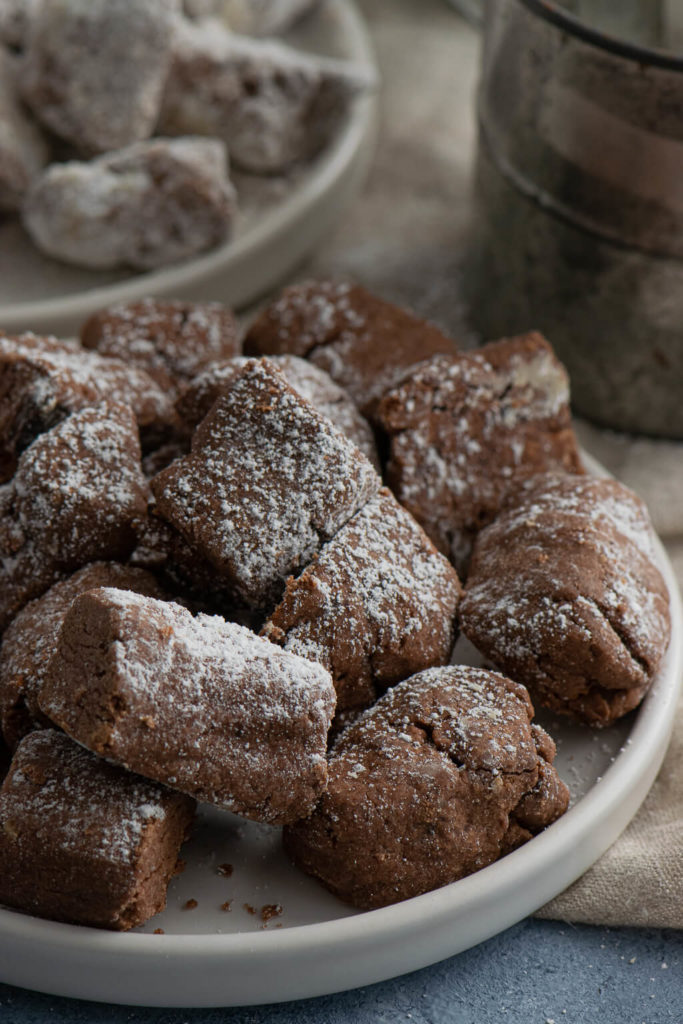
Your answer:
[0,48,48,212]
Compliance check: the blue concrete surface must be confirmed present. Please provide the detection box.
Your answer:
[0,919,681,1024]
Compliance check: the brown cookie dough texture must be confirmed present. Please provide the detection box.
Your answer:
[21,0,179,154]
[223,0,320,35]
[177,353,379,469]
[263,488,462,713]
[460,474,672,727]
[0,730,195,930]
[0,563,167,752]
[0,49,48,212]
[284,665,569,909]
[0,403,148,633]
[159,20,373,174]
[376,332,584,573]
[23,137,236,271]
[0,332,178,480]
[244,280,456,416]
[81,299,241,396]
[152,359,380,610]
[40,588,336,825]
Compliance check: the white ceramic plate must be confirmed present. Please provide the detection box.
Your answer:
[0,454,680,1008]
[0,0,377,339]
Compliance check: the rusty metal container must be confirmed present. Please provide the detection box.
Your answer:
[465,0,683,437]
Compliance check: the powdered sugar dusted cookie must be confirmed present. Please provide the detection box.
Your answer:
[0,50,48,212]
[21,0,179,154]
[0,730,195,929]
[81,299,241,396]
[244,280,456,416]
[263,489,462,712]
[160,19,373,173]
[284,666,569,908]
[40,588,336,824]
[23,137,236,271]
[152,359,380,609]
[376,333,583,572]
[0,402,148,633]
[177,353,379,468]
[460,474,671,727]
[223,0,320,35]
[0,563,167,751]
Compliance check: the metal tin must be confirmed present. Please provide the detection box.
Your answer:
[465,0,683,437]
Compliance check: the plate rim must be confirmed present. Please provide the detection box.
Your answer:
[0,455,681,1006]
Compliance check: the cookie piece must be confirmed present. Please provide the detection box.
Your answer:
[177,353,379,469]
[0,730,195,929]
[0,402,148,633]
[81,299,241,396]
[284,666,569,908]
[223,0,320,35]
[0,332,178,479]
[21,0,178,154]
[0,563,167,751]
[460,474,671,727]
[159,19,373,174]
[40,588,336,824]
[23,137,236,271]
[244,280,456,416]
[152,359,380,610]
[262,489,462,712]
[376,333,583,572]
[0,50,48,212]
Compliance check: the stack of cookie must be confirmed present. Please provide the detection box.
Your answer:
[0,0,372,270]
[0,283,670,926]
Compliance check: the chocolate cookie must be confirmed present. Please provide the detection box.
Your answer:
[81,299,241,396]
[177,354,379,469]
[244,280,456,417]
[0,402,148,633]
[284,665,569,908]
[0,562,167,751]
[159,20,372,174]
[262,488,461,712]
[23,137,236,271]
[460,474,671,726]
[152,359,380,610]
[0,730,195,930]
[0,331,178,479]
[40,588,336,824]
[21,0,178,154]
[376,332,583,572]
[0,49,48,212]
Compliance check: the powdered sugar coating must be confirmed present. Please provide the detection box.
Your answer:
[244,280,456,416]
[81,299,241,395]
[284,665,569,908]
[0,730,195,929]
[377,333,583,572]
[263,488,461,712]
[0,49,48,212]
[0,331,177,476]
[40,588,337,824]
[160,19,373,173]
[0,562,166,750]
[177,353,379,468]
[0,0,37,50]
[21,0,179,154]
[460,474,671,726]
[0,402,148,633]
[152,359,381,609]
[23,137,236,271]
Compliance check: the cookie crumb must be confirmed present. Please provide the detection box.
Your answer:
[261,903,283,922]
[243,903,256,915]
[153,928,164,934]
[221,900,232,912]
[217,863,233,877]
[184,898,198,910]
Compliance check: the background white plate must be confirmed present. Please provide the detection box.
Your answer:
[0,455,680,1008]
[0,0,377,338]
